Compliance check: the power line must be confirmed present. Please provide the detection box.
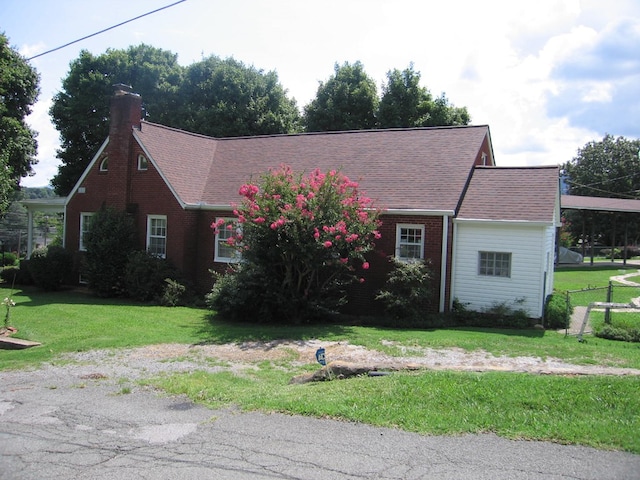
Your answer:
[27,0,187,61]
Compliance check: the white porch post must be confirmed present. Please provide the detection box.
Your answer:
[26,208,34,259]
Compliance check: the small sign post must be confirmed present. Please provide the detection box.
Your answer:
[315,347,326,366]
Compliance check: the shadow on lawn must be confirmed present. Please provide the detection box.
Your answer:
[194,315,356,345]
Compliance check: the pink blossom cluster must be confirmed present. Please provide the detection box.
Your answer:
[211,164,381,281]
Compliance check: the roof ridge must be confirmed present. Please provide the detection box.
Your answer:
[140,119,488,142]
[140,120,218,142]
[475,165,559,170]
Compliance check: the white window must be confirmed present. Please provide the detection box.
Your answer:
[138,154,148,171]
[214,218,241,263]
[147,215,167,258]
[478,251,511,277]
[99,157,108,172]
[79,212,94,251]
[396,224,424,261]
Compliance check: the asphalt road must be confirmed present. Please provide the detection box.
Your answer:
[1,364,639,479]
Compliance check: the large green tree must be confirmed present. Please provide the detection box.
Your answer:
[51,48,301,195]
[0,33,40,213]
[562,135,640,248]
[50,44,183,195]
[379,65,470,128]
[178,56,300,138]
[303,61,379,132]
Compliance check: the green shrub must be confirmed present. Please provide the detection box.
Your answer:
[28,246,72,291]
[544,293,572,329]
[375,259,434,322]
[124,251,178,302]
[1,252,17,266]
[0,266,19,284]
[447,298,533,329]
[206,264,321,323]
[161,278,186,307]
[595,324,640,342]
[85,208,138,297]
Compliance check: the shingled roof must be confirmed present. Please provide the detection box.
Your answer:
[134,121,493,212]
[457,166,560,223]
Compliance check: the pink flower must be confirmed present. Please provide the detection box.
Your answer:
[313,228,320,239]
[362,262,370,270]
[254,216,266,223]
[323,241,333,248]
[359,277,365,283]
[340,257,348,264]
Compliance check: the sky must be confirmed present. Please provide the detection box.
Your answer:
[3,0,640,188]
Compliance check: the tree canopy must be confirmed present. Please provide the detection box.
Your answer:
[0,33,40,213]
[178,56,300,138]
[50,44,184,195]
[303,61,379,132]
[50,46,300,196]
[378,65,469,128]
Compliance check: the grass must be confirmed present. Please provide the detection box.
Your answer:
[2,283,640,453]
[554,264,640,292]
[148,367,640,453]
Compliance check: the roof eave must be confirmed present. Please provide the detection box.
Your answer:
[453,218,555,227]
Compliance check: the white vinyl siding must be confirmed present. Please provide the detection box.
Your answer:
[452,222,552,318]
[147,215,167,258]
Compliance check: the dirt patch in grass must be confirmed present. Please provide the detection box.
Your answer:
[72,340,640,377]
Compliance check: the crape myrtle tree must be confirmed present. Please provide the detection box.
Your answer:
[207,165,381,324]
[0,33,40,213]
[562,135,640,250]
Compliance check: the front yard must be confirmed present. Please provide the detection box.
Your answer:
[1,274,639,453]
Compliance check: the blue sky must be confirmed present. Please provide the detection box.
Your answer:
[3,0,640,188]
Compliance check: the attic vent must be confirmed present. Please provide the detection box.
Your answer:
[99,157,108,172]
[138,154,148,171]
[481,152,488,166]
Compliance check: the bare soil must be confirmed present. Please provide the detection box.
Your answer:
[62,339,640,378]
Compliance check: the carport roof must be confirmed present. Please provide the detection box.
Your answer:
[561,195,640,213]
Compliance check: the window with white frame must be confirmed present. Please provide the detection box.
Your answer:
[214,218,241,263]
[395,224,425,261]
[79,212,94,251]
[478,251,511,277]
[137,154,148,171]
[147,215,167,258]
[99,156,108,172]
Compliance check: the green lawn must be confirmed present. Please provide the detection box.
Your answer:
[554,264,640,292]
[2,283,640,453]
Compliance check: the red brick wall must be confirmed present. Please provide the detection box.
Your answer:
[343,214,446,315]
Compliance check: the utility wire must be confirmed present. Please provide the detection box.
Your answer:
[27,0,187,61]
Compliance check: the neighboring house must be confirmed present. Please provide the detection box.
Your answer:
[63,85,560,318]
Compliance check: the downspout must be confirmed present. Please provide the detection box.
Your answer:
[439,215,449,312]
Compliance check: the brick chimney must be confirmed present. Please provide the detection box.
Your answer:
[106,84,142,209]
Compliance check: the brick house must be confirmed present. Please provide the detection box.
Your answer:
[63,86,560,318]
